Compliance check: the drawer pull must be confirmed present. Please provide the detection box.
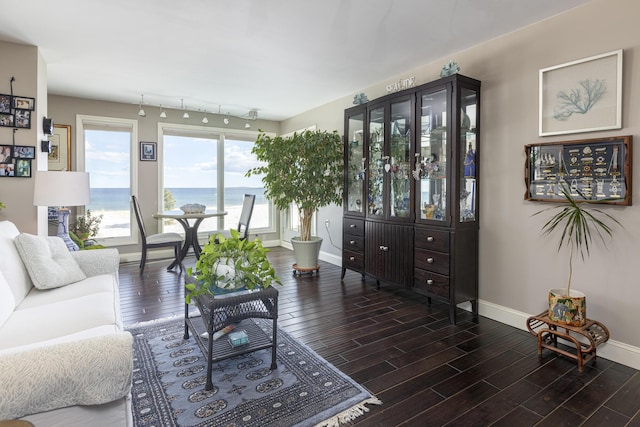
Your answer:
[350,240,355,245]
[427,279,434,285]
[349,256,355,261]
[427,236,434,242]
[350,224,357,228]
[427,257,434,264]
[379,245,389,252]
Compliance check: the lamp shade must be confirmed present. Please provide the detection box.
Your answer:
[33,171,90,207]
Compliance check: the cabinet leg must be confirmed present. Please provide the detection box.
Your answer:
[361,273,365,281]
[376,280,380,290]
[183,303,190,340]
[341,268,346,279]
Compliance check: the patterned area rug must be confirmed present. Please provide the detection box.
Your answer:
[127,316,381,427]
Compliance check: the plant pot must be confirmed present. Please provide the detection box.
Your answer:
[291,236,322,269]
[548,288,586,327]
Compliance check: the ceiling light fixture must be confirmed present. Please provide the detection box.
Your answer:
[181,99,189,119]
[138,94,146,117]
[224,113,230,125]
[159,104,167,119]
[245,121,251,129]
[202,110,209,124]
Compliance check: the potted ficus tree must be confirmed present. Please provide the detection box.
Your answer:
[185,229,281,304]
[246,129,343,270]
[533,183,621,326]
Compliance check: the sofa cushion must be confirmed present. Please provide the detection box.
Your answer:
[14,233,86,289]
[0,270,15,328]
[0,221,32,305]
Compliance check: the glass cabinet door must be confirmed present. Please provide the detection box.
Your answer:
[389,99,412,219]
[346,111,365,214]
[368,106,384,216]
[459,87,478,222]
[417,89,448,222]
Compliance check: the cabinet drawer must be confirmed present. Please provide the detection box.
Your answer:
[343,218,365,236]
[415,228,450,252]
[343,250,364,270]
[414,269,450,299]
[344,235,364,252]
[414,248,449,276]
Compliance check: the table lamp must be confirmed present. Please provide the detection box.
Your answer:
[33,171,90,251]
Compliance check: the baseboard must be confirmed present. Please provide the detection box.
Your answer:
[479,300,640,371]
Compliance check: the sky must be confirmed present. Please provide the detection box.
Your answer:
[85,130,264,188]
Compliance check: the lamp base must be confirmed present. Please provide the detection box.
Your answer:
[57,208,79,251]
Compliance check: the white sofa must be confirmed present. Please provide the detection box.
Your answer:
[0,220,133,426]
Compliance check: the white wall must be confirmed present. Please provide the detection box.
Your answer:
[285,0,640,366]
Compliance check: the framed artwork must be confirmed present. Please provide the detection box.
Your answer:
[15,159,31,177]
[539,49,622,136]
[525,135,632,205]
[140,141,157,161]
[13,145,35,159]
[12,96,35,111]
[0,162,15,177]
[0,145,12,164]
[14,110,31,129]
[0,94,11,113]
[0,113,13,128]
[48,124,71,171]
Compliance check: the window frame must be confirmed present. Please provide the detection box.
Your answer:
[157,122,277,238]
[76,114,139,247]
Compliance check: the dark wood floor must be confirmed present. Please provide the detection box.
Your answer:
[119,247,640,426]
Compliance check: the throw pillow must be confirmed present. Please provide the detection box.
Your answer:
[14,233,86,289]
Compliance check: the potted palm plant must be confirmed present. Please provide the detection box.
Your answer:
[185,229,281,304]
[533,183,621,326]
[246,129,343,270]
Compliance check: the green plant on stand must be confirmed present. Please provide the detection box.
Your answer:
[70,209,105,250]
[185,229,281,304]
[533,183,621,326]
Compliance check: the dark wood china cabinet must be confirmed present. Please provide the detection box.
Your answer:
[342,74,481,323]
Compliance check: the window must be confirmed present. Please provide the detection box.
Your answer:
[159,124,272,237]
[76,115,138,245]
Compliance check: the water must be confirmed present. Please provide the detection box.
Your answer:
[87,187,265,212]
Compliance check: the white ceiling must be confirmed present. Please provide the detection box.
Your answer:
[0,0,590,121]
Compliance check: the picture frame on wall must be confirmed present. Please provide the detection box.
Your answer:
[15,159,31,177]
[12,96,35,111]
[140,141,157,161]
[0,162,15,177]
[539,49,622,137]
[0,145,12,164]
[14,110,31,129]
[0,113,13,128]
[0,94,11,113]
[48,124,72,171]
[13,145,35,159]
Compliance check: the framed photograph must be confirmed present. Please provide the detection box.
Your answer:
[0,94,11,113]
[14,110,31,129]
[12,96,35,111]
[0,162,15,177]
[140,141,157,161]
[13,145,35,159]
[48,124,71,171]
[539,49,622,136]
[525,135,632,205]
[15,159,31,177]
[0,145,12,164]
[0,113,13,128]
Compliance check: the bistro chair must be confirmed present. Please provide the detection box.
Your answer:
[131,195,183,274]
[213,194,255,243]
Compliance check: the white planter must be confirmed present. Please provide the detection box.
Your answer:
[291,236,322,269]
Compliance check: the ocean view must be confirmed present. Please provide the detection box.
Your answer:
[88,187,266,212]
[88,187,267,237]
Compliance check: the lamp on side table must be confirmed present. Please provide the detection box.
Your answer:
[33,171,90,251]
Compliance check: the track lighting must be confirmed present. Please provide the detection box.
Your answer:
[181,99,189,119]
[202,110,209,124]
[138,95,146,117]
[245,121,251,129]
[159,105,167,119]
[224,114,230,125]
